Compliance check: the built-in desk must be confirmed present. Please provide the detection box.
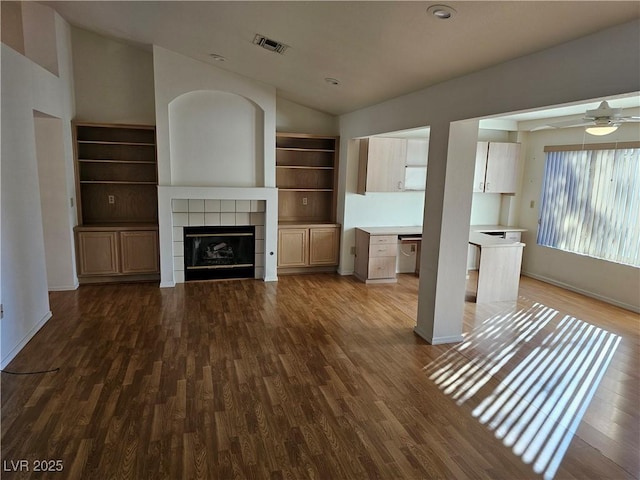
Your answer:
[354,227,422,284]
[468,229,525,303]
[354,225,526,303]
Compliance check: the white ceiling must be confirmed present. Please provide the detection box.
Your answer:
[44,1,640,117]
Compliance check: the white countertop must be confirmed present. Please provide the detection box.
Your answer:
[468,231,525,248]
[471,224,527,233]
[356,225,526,248]
[356,226,423,236]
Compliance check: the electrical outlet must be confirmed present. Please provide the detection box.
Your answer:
[108,195,115,204]
[70,197,74,207]
[350,246,356,255]
[302,197,308,206]
[530,200,535,208]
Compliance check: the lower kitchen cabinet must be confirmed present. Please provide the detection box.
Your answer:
[278,224,340,273]
[75,224,159,283]
[354,229,399,283]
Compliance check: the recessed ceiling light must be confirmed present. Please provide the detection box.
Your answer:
[325,77,340,85]
[427,4,456,19]
[209,53,226,62]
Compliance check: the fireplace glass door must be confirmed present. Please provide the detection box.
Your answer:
[184,226,255,281]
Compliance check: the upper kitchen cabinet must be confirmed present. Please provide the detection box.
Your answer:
[357,137,407,193]
[473,141,520,194]
[404,138,428,191]
[357,137,428,193]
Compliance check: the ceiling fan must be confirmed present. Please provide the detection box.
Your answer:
[543,101,640,136]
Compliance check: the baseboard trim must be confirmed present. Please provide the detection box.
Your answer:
[1,310,53,369]
[159,281,176,288]
[413,325,464,345]
[48,282,79,292]
[522,271,640,314]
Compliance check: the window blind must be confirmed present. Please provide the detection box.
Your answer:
[537,145,640,267]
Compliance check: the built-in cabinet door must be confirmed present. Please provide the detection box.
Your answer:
[474,141,520,193]
[277,228,308,267]
[309,227,339,265]
[473,142,489,192]
[484,142,520,193]
[120,230,159,274]
[77,231,119,275]
[358,137,407,193]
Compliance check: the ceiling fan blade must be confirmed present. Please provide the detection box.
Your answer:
[546,118,592,128]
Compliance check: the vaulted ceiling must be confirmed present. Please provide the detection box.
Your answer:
[44,1,640,117]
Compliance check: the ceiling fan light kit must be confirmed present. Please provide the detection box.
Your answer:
[585,125,619,136]
[543,100,640,136]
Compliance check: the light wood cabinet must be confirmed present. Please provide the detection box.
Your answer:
[278,224,340,273]
[75,225,159,282]
[357,137,407,193]
[74,123,158,224]
[277,228,309,267]
[404,138,428,191]
[354,229,398,283]
[276,132,340,274]
[72,122,159,283]
[276,133,339,223]
[474,141,520,193]
[120,230,160,274]
[358,137,429,193]
[309,227,340,265]
[76,230,119,276]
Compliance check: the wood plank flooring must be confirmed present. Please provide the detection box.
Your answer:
[1,274,638,479]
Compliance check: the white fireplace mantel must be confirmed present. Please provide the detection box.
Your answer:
[158,185,279,287]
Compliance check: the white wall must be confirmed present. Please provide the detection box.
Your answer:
[71,26,155,124]
[34,114,77,290]
[338,20,640,342]
[169,90,262,187]
[276,97,338,135]
[1,8,77,367]
[517,123,640,311]
[153,46,276,187]
[21,2,59,76]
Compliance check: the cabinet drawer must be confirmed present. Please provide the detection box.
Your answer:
[368,257,396,279]
[369,243,397,258]
[369,235,397,245]
[505,231,522,242]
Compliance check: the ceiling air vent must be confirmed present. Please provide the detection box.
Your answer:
[253,34,289,54]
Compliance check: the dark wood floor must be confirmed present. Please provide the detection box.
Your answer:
[1,273,638,479]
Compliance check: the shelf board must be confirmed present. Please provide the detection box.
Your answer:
[78,159,156,164]
[276,147,335,153]
[80,181,157,185]
[276,165,334,170]
[78,140,155,146]
[278,188,334,192]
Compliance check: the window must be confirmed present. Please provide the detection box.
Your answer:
[537,142,640,267]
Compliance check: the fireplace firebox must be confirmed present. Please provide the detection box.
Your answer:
[183,226,255,281]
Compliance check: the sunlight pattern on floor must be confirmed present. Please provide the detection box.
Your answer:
[424,301,621,480]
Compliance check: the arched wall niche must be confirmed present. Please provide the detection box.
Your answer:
[168,90,265,187]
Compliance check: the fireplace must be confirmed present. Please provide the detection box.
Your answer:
[183,225,255,281]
